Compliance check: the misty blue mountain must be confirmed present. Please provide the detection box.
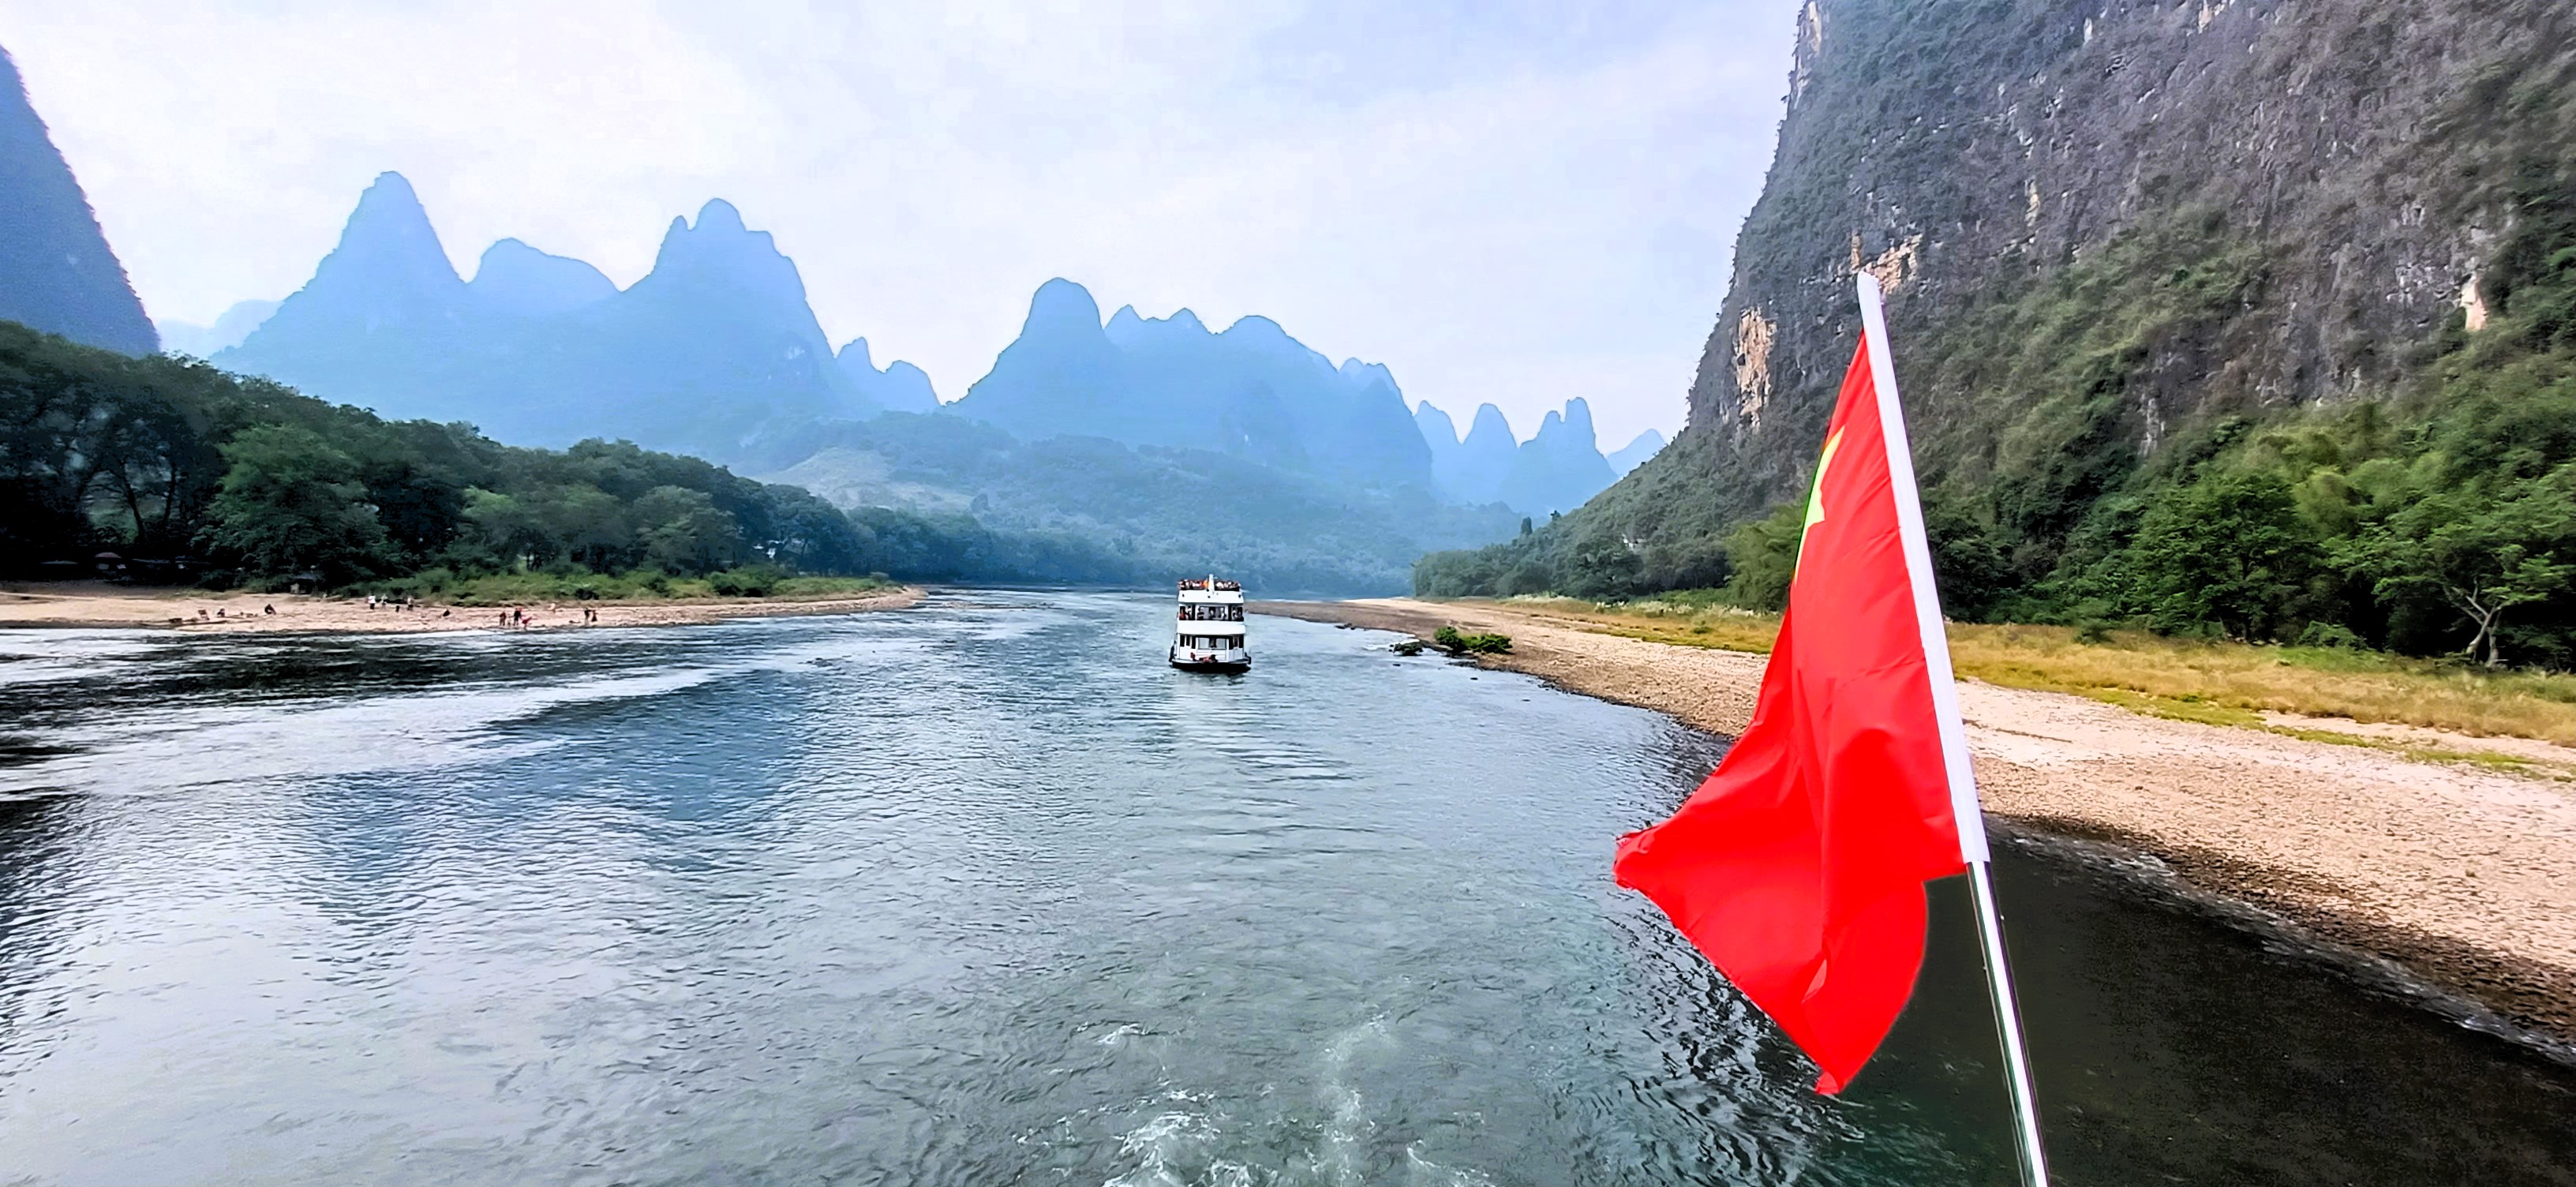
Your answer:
[1496,399,1617,518]
[157,298,279,358]
[0,46,157,355]
[465,238,615,316]
[943,279,1432,492]
[1414,401,1518,507]
[1413,397,1630,516]
[837,338,938,414]
[1607,428,1665,477]
[215,173,897,459]
[163,167,1661,590]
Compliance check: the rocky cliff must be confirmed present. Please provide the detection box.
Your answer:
[1564,0,2576,591]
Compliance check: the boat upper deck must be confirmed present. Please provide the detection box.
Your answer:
[1177,578,1243,605]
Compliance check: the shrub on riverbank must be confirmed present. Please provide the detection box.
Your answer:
[1432,625,1512,655]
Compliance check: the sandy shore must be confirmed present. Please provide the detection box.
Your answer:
[1257,597,2576,1049]
[0,582,925,633]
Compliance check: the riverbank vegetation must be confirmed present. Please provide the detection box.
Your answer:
[1419,178,2576,674]
[1431,625,1512,655]
[1472,594,2576,747]
[0,322,1140,590]
[356,567,893,606]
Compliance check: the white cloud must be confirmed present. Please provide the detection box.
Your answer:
[2,0,1792,447]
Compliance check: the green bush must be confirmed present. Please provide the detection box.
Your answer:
[1432,625,1512,655]
[706,564,784,597]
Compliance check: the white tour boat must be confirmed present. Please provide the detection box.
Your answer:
[1170,577,1250,672]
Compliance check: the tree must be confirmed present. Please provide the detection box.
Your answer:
[633,485,740,574]
[2121,472,2320,641]
[2342,474,2575,666]
[1563,524,1642,599]
[199,425,389,581]
[1720,500,1805,612]
[1923,497,2012,620]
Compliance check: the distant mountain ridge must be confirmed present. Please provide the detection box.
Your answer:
[1412,397,1637,516]
[0,45,157,354]
[216,173,900,460]
[1607,429,1664,477]
[158,298,279,358]
[837,338,938,414]
[1495,399,1617,518]
[945,279,1434,492]
[467,238,614,316]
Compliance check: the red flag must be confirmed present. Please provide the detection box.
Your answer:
[1613,329,1979,1094]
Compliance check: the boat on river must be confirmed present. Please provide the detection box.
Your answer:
[1170,577,1249,672]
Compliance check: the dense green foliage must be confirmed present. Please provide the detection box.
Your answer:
[0,321,1137,589]
[1420,188,2576,668]
[1430,626,1511,656]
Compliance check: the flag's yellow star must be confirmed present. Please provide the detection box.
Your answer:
[1803,429,1844,541]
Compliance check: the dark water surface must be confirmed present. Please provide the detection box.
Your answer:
[0,590,2568,1185]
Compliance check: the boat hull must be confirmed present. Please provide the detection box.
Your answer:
[1170,654,1251,674]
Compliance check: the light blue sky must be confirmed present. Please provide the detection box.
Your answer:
[3,0,1795,447]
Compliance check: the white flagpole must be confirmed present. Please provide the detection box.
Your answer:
[1855,271,2052,1187]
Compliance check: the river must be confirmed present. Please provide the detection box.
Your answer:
[0,590,2568,1185]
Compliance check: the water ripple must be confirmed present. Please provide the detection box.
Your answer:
[0,594,2568,1185]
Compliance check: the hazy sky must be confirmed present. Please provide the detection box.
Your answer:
[4,1,1794,447]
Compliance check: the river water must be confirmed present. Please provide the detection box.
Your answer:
[0,590,2568,1185]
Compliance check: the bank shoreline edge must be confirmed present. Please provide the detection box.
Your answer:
[1255,596,2576,1064]
[0,583,928,633]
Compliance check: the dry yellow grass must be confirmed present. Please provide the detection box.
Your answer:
[1465,596,2576,748]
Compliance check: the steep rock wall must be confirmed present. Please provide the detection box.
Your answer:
[1586,0,2576,572]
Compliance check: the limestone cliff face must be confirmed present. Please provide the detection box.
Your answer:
[1589,0,2576,563]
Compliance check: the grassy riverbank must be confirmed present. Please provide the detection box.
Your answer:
[1462,594,2576,748]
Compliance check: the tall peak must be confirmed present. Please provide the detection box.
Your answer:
[1024,278,1103,335]
[0,44,159,352]
[1413,400,1461,444]
[358,170,421,209]
[693,198,746,234]
[330,170,457,278]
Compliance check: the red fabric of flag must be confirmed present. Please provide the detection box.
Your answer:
[1613,336,1968,1094]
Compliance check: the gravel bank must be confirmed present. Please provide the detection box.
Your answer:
[1258,597,2576,1050]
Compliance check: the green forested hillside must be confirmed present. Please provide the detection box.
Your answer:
[0,321,1136,590]
[1421,0,2576,669]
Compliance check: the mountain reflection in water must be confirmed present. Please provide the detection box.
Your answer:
[0,590,2568,1185]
